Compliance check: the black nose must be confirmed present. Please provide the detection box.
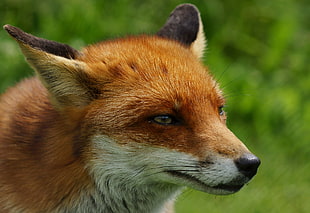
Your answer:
[234,154,260,179]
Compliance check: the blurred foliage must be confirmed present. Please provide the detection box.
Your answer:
[0,0,309,212]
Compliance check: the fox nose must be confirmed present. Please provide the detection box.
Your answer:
[234,154,260,179]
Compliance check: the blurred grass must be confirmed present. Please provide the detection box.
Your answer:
[0,0,309,212]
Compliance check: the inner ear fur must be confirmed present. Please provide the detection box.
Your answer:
[4,25,96,108]
[157,4,206,59]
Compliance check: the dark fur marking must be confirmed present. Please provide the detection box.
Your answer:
[122,199,130,212]
[90,196,98,209]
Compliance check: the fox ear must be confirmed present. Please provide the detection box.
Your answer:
[157,4,206,59]
[4,25,97,108]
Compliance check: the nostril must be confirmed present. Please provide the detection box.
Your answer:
[234,154,261,179]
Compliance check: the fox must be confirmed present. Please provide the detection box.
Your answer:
[0,3,260,213]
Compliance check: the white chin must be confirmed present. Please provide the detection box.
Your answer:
[202,185,244,195]
[166,170,245,195]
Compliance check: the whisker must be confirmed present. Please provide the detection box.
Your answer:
[213,63,232,84]
[223,92,253,99]
[139,166,203,179]
[128,157,213,179]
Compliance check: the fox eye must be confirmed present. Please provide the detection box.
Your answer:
[150,115,179,126]
[218,106,225,116]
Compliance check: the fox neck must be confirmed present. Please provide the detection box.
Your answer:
[86,176,180,213]
[85,135,182,213]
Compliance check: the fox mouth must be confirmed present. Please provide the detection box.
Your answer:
[166,170,244,194]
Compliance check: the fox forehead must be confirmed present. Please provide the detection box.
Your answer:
[79,35,224,110]
[78,36,225,141]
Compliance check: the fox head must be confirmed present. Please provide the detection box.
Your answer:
[4,4,259,199]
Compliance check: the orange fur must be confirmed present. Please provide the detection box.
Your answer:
[0,4,259,212]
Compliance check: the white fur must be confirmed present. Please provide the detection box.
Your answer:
[190,8,207,59]
[75,135,250,212]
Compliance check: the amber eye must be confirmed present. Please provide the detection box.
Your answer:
[218,106,225,116]
[150,115,179,126]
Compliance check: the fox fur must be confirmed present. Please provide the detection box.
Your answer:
[0,4,260,213]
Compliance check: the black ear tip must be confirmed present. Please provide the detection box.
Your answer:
[157,3,201,46]
[175,3,199,10]
[173,3,200,17]
[172,3,200,18]
[3,24,26,42]
[3,24,12,30]
[3,24,16,36]
[3,24,18,32]
[3,24,9,30]
[4,24,79,59]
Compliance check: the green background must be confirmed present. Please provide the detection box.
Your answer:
[0,0,309,212]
